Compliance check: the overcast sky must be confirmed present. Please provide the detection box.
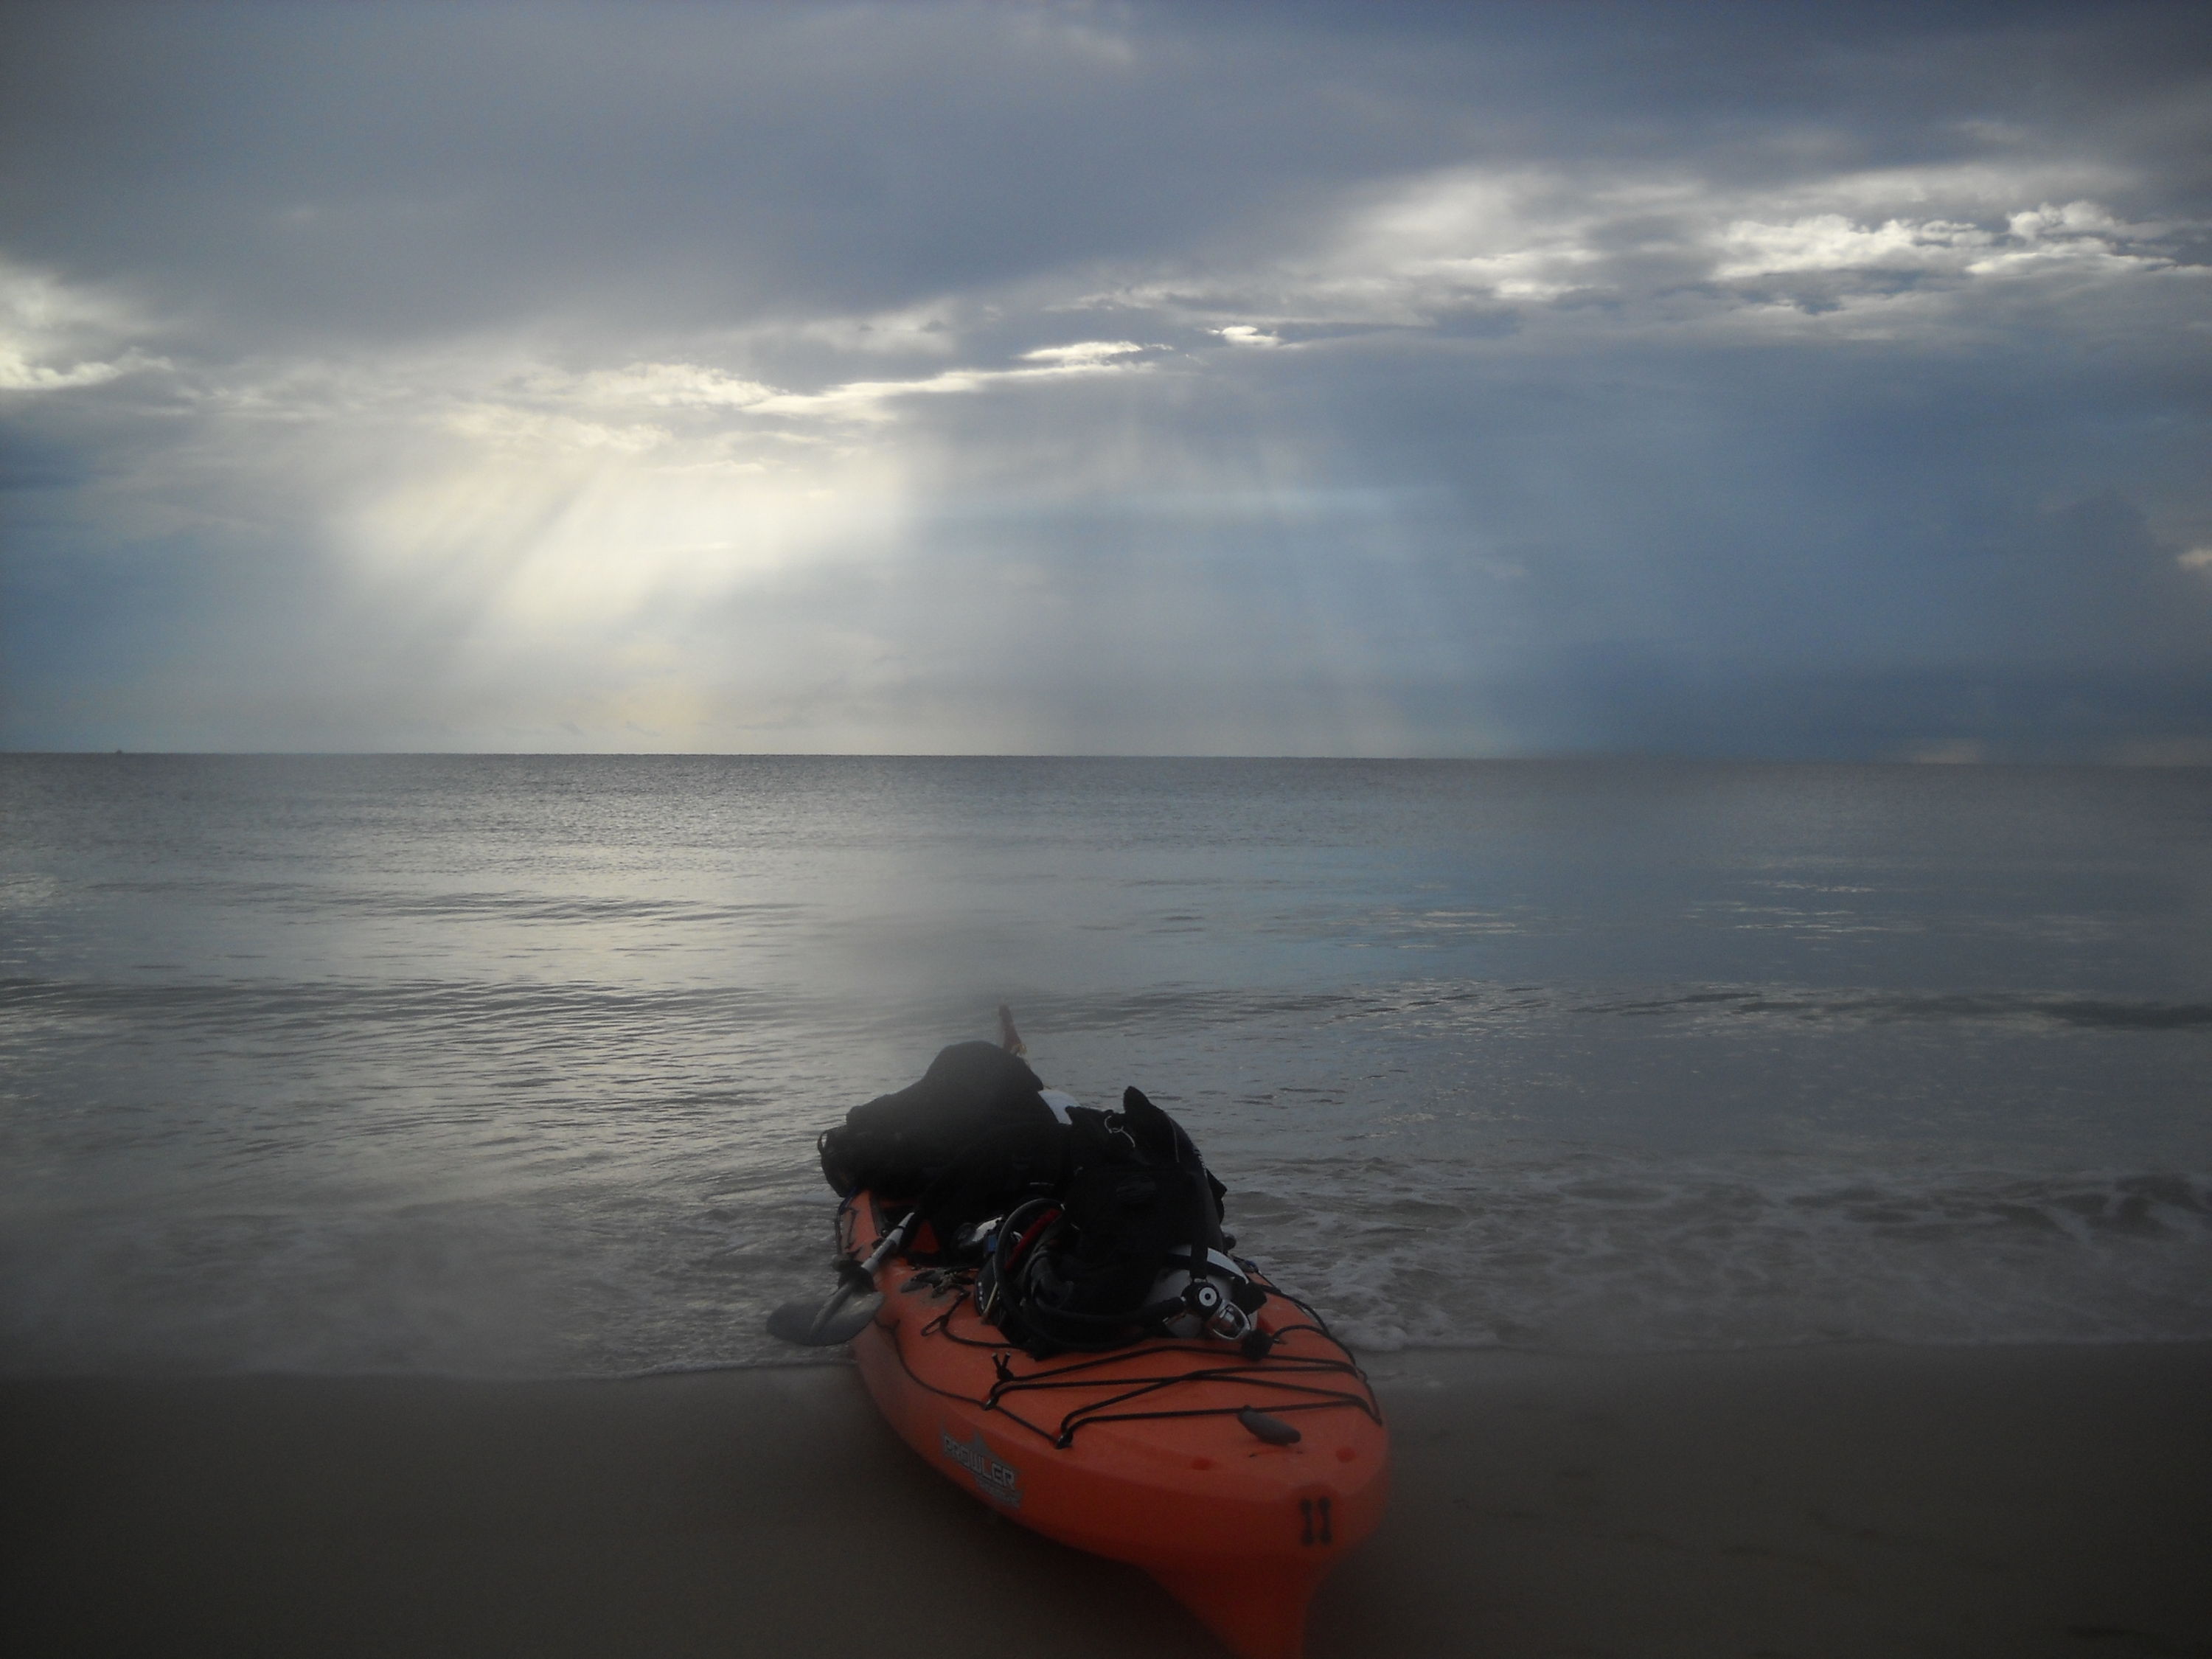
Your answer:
[3,1,2209,758]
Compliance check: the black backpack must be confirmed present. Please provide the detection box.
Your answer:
[979,1087,1262,1352]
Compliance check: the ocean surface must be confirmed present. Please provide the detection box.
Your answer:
[2,754,2208,1376]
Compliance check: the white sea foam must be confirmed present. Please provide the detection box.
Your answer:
[7,1155,2206,1375]
[1238,1158,2212,1355]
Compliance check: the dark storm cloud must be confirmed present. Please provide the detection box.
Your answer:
[7,1,2205,347]
[2,1,2208,756]
[1,1,1470,347]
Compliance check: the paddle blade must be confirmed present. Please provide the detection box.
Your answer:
[764,1290,883,1346]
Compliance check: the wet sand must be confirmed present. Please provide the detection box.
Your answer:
[4,1343,2208,1658]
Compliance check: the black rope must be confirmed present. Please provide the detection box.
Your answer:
[1040,1397,1373,1450]
[880,1274,1380,1449]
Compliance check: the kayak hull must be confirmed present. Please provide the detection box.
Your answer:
[840,1195,1388,1659]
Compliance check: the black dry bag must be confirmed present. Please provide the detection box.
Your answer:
[816,1041,1069,1246]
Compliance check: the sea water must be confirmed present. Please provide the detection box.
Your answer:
[2,754,2207,1375]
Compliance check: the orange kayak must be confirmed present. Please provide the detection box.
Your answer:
[837,1192,1389,1659]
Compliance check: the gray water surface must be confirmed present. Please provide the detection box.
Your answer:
[4,755,2208,1372]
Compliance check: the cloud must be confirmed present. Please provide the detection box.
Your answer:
[738,346,1154,422]
[1077,161,2208,352]
[557,363,779,410]
[2,1,2209,756]
[0,257,171,392]
[1020,340,1147,364]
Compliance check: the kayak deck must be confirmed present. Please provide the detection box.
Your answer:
[838,1194,1388,1659]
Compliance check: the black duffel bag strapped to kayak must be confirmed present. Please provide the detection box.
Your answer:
[817,1040,1072,1251]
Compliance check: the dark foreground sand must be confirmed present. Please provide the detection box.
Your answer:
[4,1343,2208,1658]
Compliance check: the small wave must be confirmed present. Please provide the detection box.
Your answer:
[80,877,807,928]
[0,974,803,1029]
[1582,988,2212,1031]
[1230,1157,2212,1356]
[990,986,1363,1036]
[6,1155,2207,1377]
[1338,980,2212,1034]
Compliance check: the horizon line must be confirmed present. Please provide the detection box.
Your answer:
[6,749,2208,770]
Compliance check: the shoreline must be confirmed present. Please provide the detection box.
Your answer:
[6,1341,2208,1657]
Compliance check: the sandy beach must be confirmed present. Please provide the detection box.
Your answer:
[5,1342,2208,1659]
